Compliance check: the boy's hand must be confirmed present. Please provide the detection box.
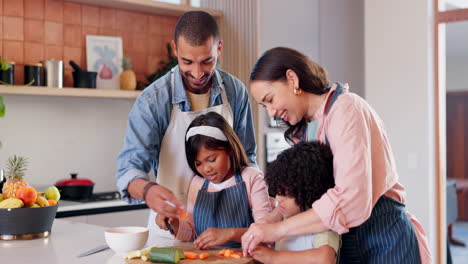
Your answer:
[194,228,232,249]
[251,244,276,264]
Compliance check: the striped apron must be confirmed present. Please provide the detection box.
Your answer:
[319,83,421,263]
[193,172,254,248]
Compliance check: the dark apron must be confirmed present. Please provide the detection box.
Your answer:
[193,172,254,248]
[317,83,421,263]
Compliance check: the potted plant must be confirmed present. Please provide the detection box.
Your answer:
[0,57,14,85]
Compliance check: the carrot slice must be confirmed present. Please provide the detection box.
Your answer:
[224,250,232,257]
[184,251,198,260]
[231,254,241,259]
[179,209,187,219]
[199,253,209,260]
[218,249,226,255]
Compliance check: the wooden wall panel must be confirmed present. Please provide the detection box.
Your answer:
[447,91,468,220]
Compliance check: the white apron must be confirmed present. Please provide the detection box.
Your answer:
[147,68,234,240]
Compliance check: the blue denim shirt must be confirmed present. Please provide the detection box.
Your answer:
[116,66,257,204]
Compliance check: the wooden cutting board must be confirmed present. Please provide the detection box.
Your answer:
[125,247,253,264]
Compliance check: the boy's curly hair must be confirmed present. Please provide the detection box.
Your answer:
[265,141,335,212]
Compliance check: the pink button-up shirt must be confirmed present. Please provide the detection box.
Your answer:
[311,84,431,263]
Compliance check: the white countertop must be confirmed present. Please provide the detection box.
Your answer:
[0,219,193,264]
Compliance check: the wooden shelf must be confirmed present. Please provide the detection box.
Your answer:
[65,0,223,17]
[0,85,141,99]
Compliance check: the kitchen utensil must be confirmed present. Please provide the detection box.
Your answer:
[72,71,97,88]
[77,244,109,257]
[104,226,149,254]
[165,218,175,235]
[0,204,58,240]
[69,60,84,72]
[24,63,42,86]
[44,59,63,88]
[55,173,94,200]
[69,60,97,88]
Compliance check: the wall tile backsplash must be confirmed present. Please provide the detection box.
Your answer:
[1,0,176,87]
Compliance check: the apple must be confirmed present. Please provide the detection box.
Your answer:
[45,186,61,202]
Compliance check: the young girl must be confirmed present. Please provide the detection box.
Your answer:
[251,141,340,264]
[156,111,271,249]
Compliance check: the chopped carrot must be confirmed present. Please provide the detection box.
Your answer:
[184,251,198,260]
[234,252,243,256]
[199,253,209,260]
[179,209,187,219]
[231,254,241,259]
[218,249,226,255]
[224,250,232,257]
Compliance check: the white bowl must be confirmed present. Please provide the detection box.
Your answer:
[104,226,149,254]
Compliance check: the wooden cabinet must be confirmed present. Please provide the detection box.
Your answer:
[446,91,468,221]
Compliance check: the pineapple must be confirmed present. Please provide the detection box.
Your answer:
[120,57,137,90]
[2,155,29,199]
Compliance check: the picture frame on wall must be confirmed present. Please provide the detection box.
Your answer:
[86,35,123,89]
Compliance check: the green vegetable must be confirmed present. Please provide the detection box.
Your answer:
[149,247,181,263]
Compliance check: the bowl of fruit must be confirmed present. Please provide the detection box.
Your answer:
[0,155,61,240]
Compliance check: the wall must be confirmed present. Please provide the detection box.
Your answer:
[256,0,365,170]
[0,0,176,87]
[0,95,133,191]
[364,0,436,257]
[0,0,177,191]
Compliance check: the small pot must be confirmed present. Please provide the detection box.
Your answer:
[55,173,94,200]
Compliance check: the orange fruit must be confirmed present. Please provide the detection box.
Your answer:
[16,186,37,205]
[48,199,57,206]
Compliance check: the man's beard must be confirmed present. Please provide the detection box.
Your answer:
[180,70,213,94]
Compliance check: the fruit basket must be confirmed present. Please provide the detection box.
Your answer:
[0,204,58,240]
[0,155,61,240]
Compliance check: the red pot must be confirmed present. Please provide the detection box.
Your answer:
[55,173,94,200]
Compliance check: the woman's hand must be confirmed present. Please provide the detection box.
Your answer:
[242,222,286,256]
[250,244,277,264]
[194,228,233,249]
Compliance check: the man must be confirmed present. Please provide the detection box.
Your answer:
[116,11,257,238]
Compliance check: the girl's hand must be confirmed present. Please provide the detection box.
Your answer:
[194,228,232,249]
[242,222,285,256]
[250,244,276,264]
[155,214,169,230]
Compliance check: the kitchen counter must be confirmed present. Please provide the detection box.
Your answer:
[57,199,147,218]
[0,219,196,264]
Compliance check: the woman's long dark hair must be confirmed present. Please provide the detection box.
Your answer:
[185,112,250,177]
[250,47,330,143]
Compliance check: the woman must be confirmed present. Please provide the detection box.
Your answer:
[241,47,431,263]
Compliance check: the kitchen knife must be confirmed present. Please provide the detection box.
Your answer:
[165,218,175,235]
[77,244,109,258]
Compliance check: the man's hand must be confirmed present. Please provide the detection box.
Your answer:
[194,228,233,249]
[250,244,277,264]
[145,184,184,218]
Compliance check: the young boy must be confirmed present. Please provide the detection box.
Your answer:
[251,141,340,264]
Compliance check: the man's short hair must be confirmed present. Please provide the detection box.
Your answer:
[174,11,220,46]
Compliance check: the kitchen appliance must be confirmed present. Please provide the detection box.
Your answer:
[61,191,120,203]
[44,59,63,88]
[55,173,94,200]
